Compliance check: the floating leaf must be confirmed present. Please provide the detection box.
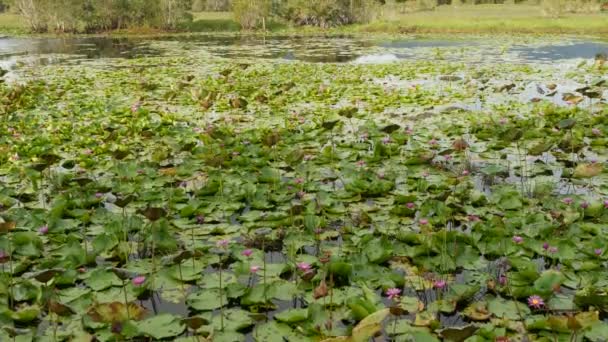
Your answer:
[87,302,146,323]
[573,163,603,178]
[134,314,185,339]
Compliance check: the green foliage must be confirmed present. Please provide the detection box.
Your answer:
[14,0,192,32]
[232,0,270,29]
[279,0,378,27]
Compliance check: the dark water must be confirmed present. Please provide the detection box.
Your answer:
[1,34,608,64]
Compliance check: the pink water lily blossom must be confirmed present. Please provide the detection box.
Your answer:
[419,218,429,225]
[528,295,544,309]
[467,215,480,222]
[38,225,49,235]
[433,280,447,289]
[296,262,312,273]
[386,288,401,300]
[406,202,415,209]
[594,248,603,256]
[250,265,261,274]
[242,249,253,258]
[132,276,146,286]
[562,197,573,205]
[216,239,230,248]
[512,235,523,244]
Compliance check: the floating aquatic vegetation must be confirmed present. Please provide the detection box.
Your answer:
[0,35,608,341]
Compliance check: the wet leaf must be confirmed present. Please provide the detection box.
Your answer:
[87,302,146,323]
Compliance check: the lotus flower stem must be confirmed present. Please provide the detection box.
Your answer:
[53,311,57,342]
[122,279,131,320]
[329,271,334,322]
[262,238,268,320]
[7,236,14,309]
[178,262,185,295]
[218,253,224,330]
[122,207,128,250]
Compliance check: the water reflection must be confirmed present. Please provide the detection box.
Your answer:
[2,34,608,65]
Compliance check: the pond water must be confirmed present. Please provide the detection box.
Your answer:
[1,34,608,65]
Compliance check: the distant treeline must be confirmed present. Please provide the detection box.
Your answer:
[3,0,608,33]
[10,0,192,32]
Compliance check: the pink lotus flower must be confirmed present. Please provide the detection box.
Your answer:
[512,236,523,244]
[242,249,253,258]
[216,239,230,248]
[498,275,507,285]
[433,280,447,289]
[360,133,369,141]
[419,218,429,225]
[581,201,589,209]
[604,200,608,209]
[429,139,438,146]
[444,155,453,161]
[592,128,602,136]
[250,265,261,274]
[405,128,414,135]
[548,246,558,254]
[95,192,103,199]
[467,215,480,222]
[386,288,401,300]
[294,178,304,184]
[422,170,430,178]
[382,136,391,144]
[462,170,470,176]
[38,225,49,235]
[356,160,366,168]
[131,102,141,113]
[296,262,312,273]
[562,197,573,205]
[406,202,415,209]
[132,276,146,286]
[527,295,544,309]
[594,248,603,256]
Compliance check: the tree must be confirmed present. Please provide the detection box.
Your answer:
[232,0,270,29]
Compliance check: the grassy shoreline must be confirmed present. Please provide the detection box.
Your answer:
[1,5,608,37]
